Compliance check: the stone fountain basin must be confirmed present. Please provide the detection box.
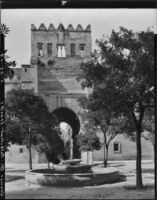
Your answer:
[61,159,82,165]
[25,167,120,187]
[54,164,92,173]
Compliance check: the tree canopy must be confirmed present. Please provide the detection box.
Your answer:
[5,89,64,168]
[77,27,155,188]
[77,120,101,152]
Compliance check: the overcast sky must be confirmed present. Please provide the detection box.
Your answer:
[2,9,157,67]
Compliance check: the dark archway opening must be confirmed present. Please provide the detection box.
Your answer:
[52,107,81,159]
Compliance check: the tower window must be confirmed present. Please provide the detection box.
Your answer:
[24,68,27,72]
[79,44,85,51]
[47,43,52,57]
[37,43,43,56]
[113,142,121,153]
[19,148,23,153]
[58,45,66,58]
[79,44,85,58]
[71,43,75,57]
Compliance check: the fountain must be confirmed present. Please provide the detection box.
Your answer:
[25,159,120,187]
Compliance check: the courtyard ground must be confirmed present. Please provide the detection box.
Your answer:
[5,160,155,199]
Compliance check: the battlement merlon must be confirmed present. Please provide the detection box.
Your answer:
[31,23,91,32]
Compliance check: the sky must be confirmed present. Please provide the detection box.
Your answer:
[2,9,157,67]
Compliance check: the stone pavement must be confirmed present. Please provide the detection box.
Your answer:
[5,160,155,199]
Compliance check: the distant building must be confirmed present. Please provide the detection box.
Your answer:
[5,23,153,164]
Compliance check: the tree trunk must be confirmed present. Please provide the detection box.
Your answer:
[154,145,155,170]
[46,153,50,169]
[28,126,32,170]
[87,151,89,164]
[136,128,143,189]
[104,144,108,168]
[47,161,50,169]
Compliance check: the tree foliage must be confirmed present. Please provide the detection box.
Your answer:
[5,89,64,169]
[77,27,154,188]
[5,89,49,147]
[142,108,155,146]
[34,129,64,167]
[77,120,101,152]
[0,24,16,80]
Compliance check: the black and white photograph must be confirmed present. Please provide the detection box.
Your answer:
[0,3,156,199]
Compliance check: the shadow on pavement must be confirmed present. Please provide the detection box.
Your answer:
[5,168,14,170]
[5,174,24,182]
[142,168,154,174]
[6,169,26,173]
[123,183,155,190]
[111,164,126,167]
[108,162,126,167]
[132,168,154,174]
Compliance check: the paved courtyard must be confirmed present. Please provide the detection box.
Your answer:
[5,160,155,199]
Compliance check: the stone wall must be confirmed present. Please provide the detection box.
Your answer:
[37,56,87,114]
[21,64,38,92]
[40,93,84,114]
[31,23,91,58]
[5,68,21,94]
[5,64,38,94]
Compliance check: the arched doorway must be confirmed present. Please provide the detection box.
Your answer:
[52,107,81,159]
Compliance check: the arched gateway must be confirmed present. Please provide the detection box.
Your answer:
[52,107,81,158]
[53,107,80,138]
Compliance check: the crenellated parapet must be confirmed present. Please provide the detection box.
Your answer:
[31,22,92,58]
[31,23,91,32]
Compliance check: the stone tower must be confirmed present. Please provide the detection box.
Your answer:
[5,23,92,159]
[31,23,92,158]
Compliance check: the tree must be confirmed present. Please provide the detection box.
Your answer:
[5,115,24,152]
[34,132,64,168]
[77,104,126,167]
[1,24,16,168]
[76,120,101,164]
[5,89,53,170]
[0,24,16,79]
[77,27,154,188]
[34,119,64,168]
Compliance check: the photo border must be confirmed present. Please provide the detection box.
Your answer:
[0,0,156,199]
[0,0,156,9]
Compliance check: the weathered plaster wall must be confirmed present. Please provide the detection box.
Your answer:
[93,132,154,161]
[5,145,40,164]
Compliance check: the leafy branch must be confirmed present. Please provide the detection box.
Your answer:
[0,24,16,80]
